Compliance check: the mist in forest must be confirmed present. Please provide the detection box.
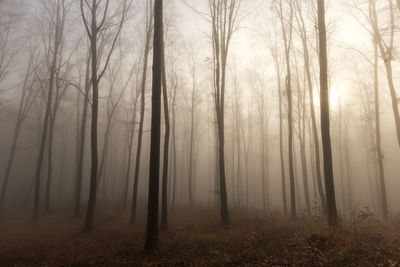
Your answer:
[1,0,400,265]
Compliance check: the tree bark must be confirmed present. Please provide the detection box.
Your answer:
[317,0,338,224]
[160,33,170,229]
[144,0,163,251]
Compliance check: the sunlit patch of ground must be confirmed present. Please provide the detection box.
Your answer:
[0,208,399,266]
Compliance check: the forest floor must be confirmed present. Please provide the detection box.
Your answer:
[1,207,400,266]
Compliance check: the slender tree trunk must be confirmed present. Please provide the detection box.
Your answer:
[45,115,56,212]
[234,83,241,208]
[160,37,170,229]
[260,98,267,212]
[344,120,352,217]
[171,83,177,208]
[32,18,61,220]
[300,101,311,216]
[296,0,327,214]
[241,105,250,209]
[83,13,100,232]
[278,75,287,215]
[231,108,236,207]
[0,122,21,213]
[188,88,195,207]
[122,95,138,209]
[278,0,295,217]
[373,39,388,222]
[338,97,346,215]
[130,14,152,225]
[73,55,91,218]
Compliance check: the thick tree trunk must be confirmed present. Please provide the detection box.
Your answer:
[317,0,338,224]
[144,0,163,251]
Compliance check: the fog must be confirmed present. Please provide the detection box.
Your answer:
[1,0,400,264]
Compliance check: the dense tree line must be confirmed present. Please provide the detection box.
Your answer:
[1,0,400,250]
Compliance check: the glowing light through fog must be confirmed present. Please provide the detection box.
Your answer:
[313,85,342,112]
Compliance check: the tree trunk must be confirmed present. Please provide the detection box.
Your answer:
[317,0,338,224]
[300,93,311,216]
[144,0,163,251]
[188,86,195,207]
[73,55,91,218]
[122,94,139,209]
[296,0,327,214]
[130,11,152,224]
[160,36,170,229]
[45,114,56,212]
[32,15,61,220]
[277,0,295,217]
[278,70,287,216]
[171,81,177,209]
[83,12,100,232]
[373,39,388,222]
[0,122,21,213]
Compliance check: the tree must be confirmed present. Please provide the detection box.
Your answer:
[276,0,296,217]
[32,0,66,221]
[0,47,39,214]
[350,0,389,223]
[80,0,131,232]
[293,0,327,213]
[73,53,91,218]
[207,0,242,226]
[122,56,141,210]
[169,49,179,209]
[144,0,163,251]
[368,0,400,147]
[268,33,288,215]
[317,0,338,224]
[293,59,311,216]
[184,41,202,208]
[130,0,153,225]
[160,22,170,229]
[373,34,388,222]
[45,49,69,213]
[96,55,132,195]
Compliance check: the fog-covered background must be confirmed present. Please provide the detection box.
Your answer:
[0,0,399,223]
